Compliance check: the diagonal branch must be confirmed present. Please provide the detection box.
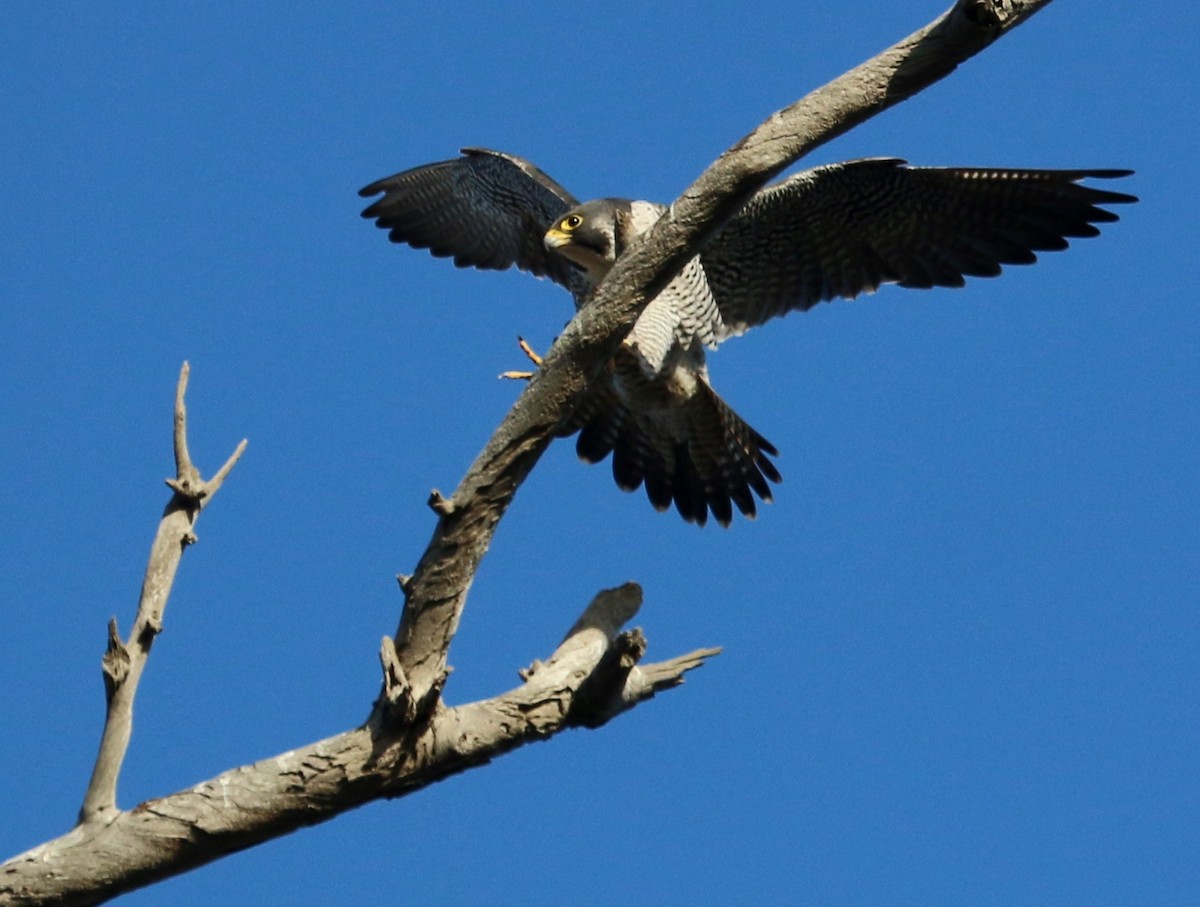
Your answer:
[2,4,1062,902]
[386,0,1055,707]
[78,363,247,824]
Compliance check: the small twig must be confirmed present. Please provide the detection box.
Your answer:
[171,362,199,493]
[78,363,247,825]
[208,440,249,495]
[426,489,455,516]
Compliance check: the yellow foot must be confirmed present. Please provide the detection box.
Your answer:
[498,336,544,381]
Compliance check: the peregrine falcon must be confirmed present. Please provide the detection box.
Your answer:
[359,148,1134,526]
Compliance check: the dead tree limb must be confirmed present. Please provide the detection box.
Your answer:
[386,0,1054,705]
[79,363,247,825]
[1,585,715,906]
[1,2,1054,903]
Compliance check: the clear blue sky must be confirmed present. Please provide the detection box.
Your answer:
[2,3,1195,904]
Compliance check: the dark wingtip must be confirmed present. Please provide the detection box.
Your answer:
[1077,170,1138,206]
[358,177,389,199]
[758,456,783,486]
[708,491,734,528]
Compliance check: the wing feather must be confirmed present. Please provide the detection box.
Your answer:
[359,148,580,289]
[703,159,1136,333]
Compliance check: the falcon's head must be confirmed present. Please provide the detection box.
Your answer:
[543,199,632,281]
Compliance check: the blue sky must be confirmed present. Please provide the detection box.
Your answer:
[1,3,1196,904]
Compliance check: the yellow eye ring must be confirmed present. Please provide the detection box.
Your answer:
[562,214,583,230]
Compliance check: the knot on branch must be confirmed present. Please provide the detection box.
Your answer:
[164,472,209,503]
[376,635,446,728]
[517,659,544,682]
[569,628,648,728]
[102,619,131,692]
[962,0,1012,27]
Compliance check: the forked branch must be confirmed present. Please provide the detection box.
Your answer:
[78,363,247,823]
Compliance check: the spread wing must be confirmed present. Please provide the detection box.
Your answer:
[702,159,1137,334]
[359,147,581,289]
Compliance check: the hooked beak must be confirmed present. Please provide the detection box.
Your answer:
[543,227,571,251]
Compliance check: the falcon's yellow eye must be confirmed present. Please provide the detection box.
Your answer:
[562,214,583,231]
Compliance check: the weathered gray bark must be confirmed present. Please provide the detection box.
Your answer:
[78,365,247,827]
[5,582,707,906]
[0,2,1053,903]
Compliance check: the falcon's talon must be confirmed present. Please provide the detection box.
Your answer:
[498,336,544,380]
[361,148,1135,526]
[517,336,543,367]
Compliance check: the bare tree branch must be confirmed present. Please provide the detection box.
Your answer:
[0,585,714,906]
[2,2,1057,902]
[386,0,1054,707]
[78,363,247,824]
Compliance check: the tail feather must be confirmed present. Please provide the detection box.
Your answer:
[560,372,781,526]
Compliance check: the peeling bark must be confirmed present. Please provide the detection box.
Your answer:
[2,586,714,905]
